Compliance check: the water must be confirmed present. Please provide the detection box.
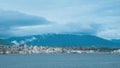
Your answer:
[0,54,120,68]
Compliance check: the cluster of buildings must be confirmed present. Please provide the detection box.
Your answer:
[0,44,120,54]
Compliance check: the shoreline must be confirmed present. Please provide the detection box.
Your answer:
[0,45,120,54]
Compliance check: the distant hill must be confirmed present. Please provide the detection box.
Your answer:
[111,39,120,44]
[6,34,120,48]
[0,39,10,45]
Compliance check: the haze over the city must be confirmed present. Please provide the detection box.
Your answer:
[0,0,120,39]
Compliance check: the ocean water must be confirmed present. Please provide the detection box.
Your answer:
[0,54,120,68]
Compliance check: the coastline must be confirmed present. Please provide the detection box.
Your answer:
[0,45,120,54]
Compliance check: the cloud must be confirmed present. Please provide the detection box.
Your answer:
[0,10,50,27]
[10,22,101,36]
[7,16,120,40]
[11,36,37,45]
[97,29,120,40]
[0,0,120,39]
[0,10,51,38]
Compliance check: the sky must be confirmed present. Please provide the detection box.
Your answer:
[0,0,120,39]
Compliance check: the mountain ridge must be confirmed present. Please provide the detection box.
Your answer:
[5,34,120,48]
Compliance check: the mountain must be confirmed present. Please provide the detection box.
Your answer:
[6,34,120,48]
[111,39,120,44]
[0,39,10,45]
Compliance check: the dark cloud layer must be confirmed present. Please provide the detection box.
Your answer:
[0,10,50,27]
[0,10,50,38]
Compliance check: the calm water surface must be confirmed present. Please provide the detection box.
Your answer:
[0,54,120,68]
